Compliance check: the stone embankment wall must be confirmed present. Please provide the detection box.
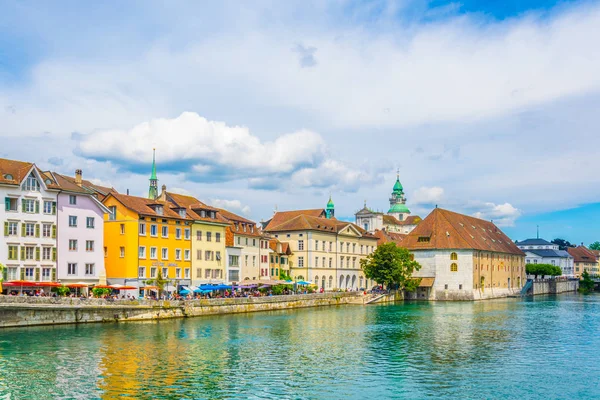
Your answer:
[532,279,579,296]
[0,292,364,328]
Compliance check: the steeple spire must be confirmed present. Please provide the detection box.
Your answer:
[326,194,335,219]
[148,148,158,200]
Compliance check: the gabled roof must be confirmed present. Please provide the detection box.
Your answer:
[51,173,93,194]
[516,238,553,246]
[57,174,117,200]
[263,209,327,231]
[265,211,377,240]
[567,246,598,263]
[403,208,525,255]
[373,229,406,246]
[107,192,192,220]
[0,158,34,185]
[165,192,229,224]
[268,238,292,255]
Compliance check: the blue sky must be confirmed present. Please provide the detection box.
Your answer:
[1,0,599,244]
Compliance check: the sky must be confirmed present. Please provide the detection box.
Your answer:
[1,0,599,244]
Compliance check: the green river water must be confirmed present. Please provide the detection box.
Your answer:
[0,293,599,399]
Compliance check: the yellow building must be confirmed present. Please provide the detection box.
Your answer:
[164,190,229,285]
[102,192,192,289]
[268,238,292,279]
[568,246,599,278]
[263,199,379,290]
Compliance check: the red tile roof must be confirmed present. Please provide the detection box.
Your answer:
[264,211,377,240]
[373,229,407,246]
[165,192,229,224]
[57,174,117,200]
[403,208,525,255]
[107,192,192,220]
[383,215,422,226]
[263,209,327,231]
[0,158,34,185]
[567,246,598,263]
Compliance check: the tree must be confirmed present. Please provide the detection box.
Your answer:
[92,288,111,298]
[360,242,421,291]
[526,263,562,279]
[551,238,575,251]
[145,269,169,298]
[578,270,595,294]
[0,262,5,294]
[589,242,600,251]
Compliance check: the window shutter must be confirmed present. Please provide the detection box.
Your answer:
[20,268,25,280]
[35,224,40,238]
[35,247,40,261]
[3,222,8,236]
[4,197,9,210]
[52,269,56,281]
[21,199,26,212]
[20,246,25,260]
[52,202,57,215]
[2,267,6,281]
[35,268,40,281]
[52,248,57,262]
[21,223,25,237]
[52,225,57,238]
[35,200,40,214]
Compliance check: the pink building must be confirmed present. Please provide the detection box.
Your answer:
[53,171,110,284]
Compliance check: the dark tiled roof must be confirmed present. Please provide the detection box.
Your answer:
[516,238,553,246]
[525,249,572,258]
[403,208,525,255]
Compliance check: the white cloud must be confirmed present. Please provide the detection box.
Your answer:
[210,199,251,216]
[472,202,522,227]
[411,186,445,205]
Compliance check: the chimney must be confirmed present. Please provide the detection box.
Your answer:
[127,189,130,195]
[75,169,82,186]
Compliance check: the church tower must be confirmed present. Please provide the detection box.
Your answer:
[148,148,158,200]
[388,170,410,221]
[326,195,335,219]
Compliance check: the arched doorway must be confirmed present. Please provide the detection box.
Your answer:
[351,275,357,290]
[329,275,333,288]
[345,275,350,288]
[321,277,325,289]
[480,276,485,292]
[359,276,364,289]
[339,275,345,289]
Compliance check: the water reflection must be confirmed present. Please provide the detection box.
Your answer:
[0,295,599,399]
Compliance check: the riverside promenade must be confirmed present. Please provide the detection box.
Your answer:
[0,292,365,328]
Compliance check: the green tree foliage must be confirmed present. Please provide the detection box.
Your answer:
[145,269,169,297]
[360,242,422,291]
[92,288,112,297]
[52,286,70,296]
[589,241,600,251]
[578,270,595,294]
[551,238,576,251]
[279,270,292,281]
[0,262,5,293]
[526,263,562,278]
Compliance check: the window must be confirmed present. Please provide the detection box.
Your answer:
[216,232,221,242]
[69,195,77,205]
[450,252,458,261]
[43,201,53,214]
[252,256,256,266]
[150,247,157,259]
[162,268,169,278]
[444,284,448,290]
[206,232,212,242]
[68,263,77,275]
[139,246,146,259]
[68,216,77,227]
[139,223,146,235]
[346,243,350,252]
[298,256,304,268]
[245,238,248,246]
[298,240,304,251]
[23,267,34,280]
[175,249,182,260]
[109,205,117,220]
[197,231,202,241]
[24,174,40,191]
[23,199,36,213]
[340,257,344,268]
[69,240,78,251]
[315,257,319,267]
[451,263,458,272]
[150,224,158,236]
[85,217,95,229]
[86,240,94,252]
[136,266,146,278]
[162,226,168,238]
[551,260,556,266]
[205,269,211,279]
[352,257,356,268]
[329,258,332,268]
[86,264,95,275]
[42,247,51,260]
[176,268,181,278]
[8,245,18,260]
[120,247,125,257]
[162,248,168,260]
[150,267,157,278]
[41,268,51,281]
[176,228,182,239]
[184,249,190,261]
[185,229,190,240]
[24,223,35,237]
[340,242,344,252]
[5,197,18,211]
[353,244,356,253]
[417,237,430,243]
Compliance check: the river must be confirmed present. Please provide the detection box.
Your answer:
[1,293,599,399]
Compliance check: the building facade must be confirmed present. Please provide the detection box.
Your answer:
[355,173,421,235]
[515,238,574,277]
[567,246,599,277]
[264,201,379,290]
[403,208,526,300]
[1,159,59,283]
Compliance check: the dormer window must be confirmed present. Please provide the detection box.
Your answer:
[4,174,13,180]
[179,209,186,218]
[201,210,206,218]
[243,224,247,232]
[250,226,254,233]
[150,205,163,215]
[211,211,216,219]
[45,179,52,185]
[23,173,40,192]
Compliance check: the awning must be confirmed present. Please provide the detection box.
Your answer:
[418,277,435,287]
[3,281,61,287]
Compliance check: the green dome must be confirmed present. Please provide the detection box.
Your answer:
[388,203,410,214]
[326,196,335,209]
[393,179,403,193]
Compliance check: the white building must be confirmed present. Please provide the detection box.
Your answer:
[355,173,421,235]
[1,159,59,283]
[515,238,574,277]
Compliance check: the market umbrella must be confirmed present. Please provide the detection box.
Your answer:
[297,281,313,285]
